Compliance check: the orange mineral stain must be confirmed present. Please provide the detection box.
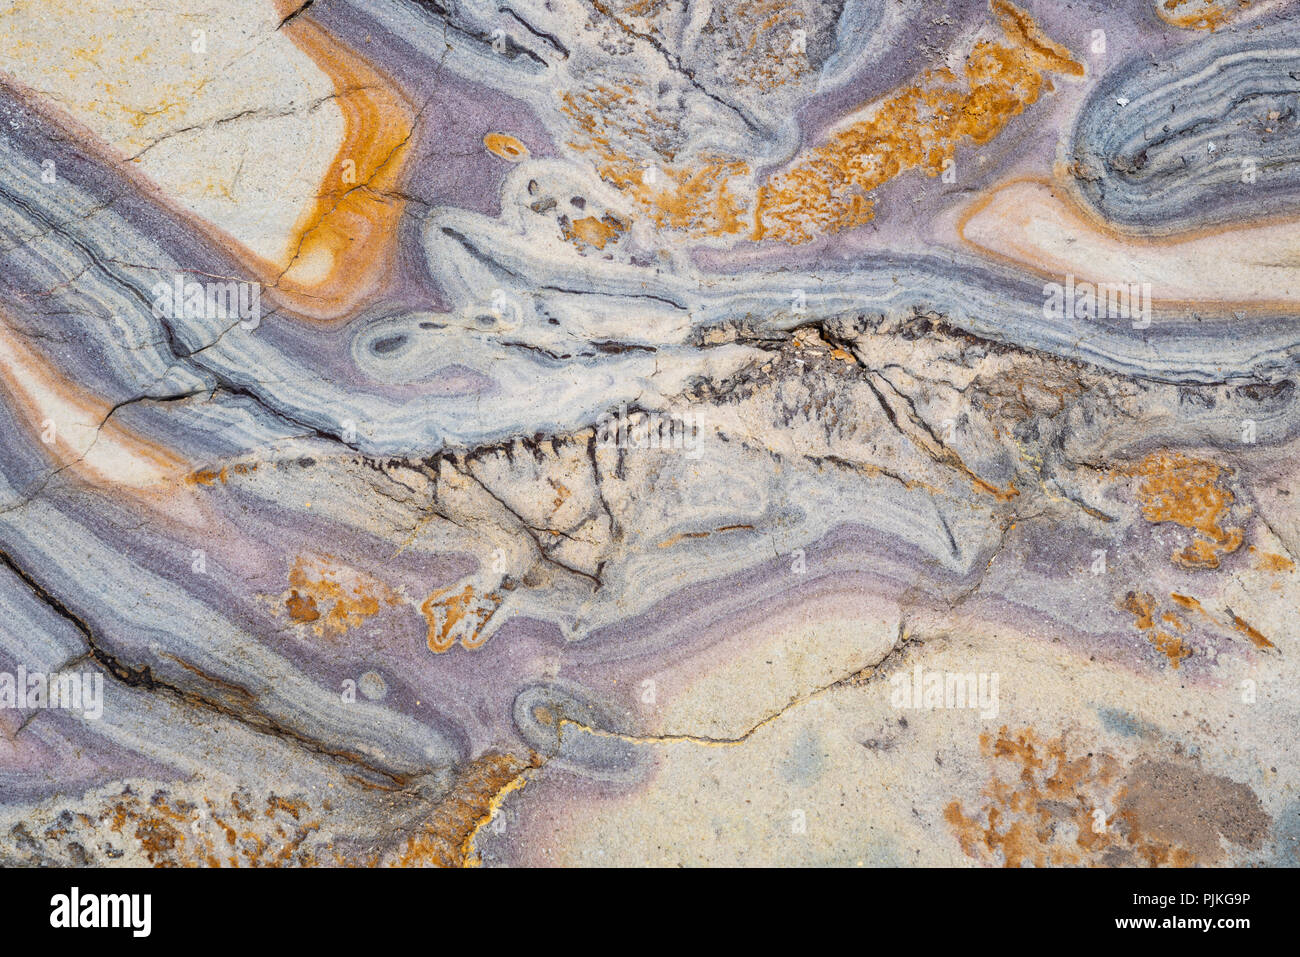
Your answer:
[1156,0,1248,30]
[97,788,324,867]
[285,590,321,623]
[390,751,541,867]
[266,6,416,318]
[944,727,1142,868]
[1170,592,1206,614]
[941,727,1251,867]
[421,584,504,653]
[283,553,401,637]
[557,80,753,240]
[559,1,1077,245]
[1253,549,1297,574]
[1122,591,1193,668]
[0,317,183,492]
[561,213,628,250]
[483,132,530,162]
[752,0,1082,243]
[1130,451,1244,570]
[186,463,258,486]
[1229,612,1276,650]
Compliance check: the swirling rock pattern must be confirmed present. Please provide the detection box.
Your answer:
[0,0,1296,867]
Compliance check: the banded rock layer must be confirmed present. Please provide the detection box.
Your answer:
[0,0,1296,867]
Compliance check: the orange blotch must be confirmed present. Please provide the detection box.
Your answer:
[421,584,504,653]
[285,589,320,623]
[1252,549,1296,574]
[945,727,1132,867]
[557,82,753,239]
[186,463,257,486]
[283,554,401,637]
[562,213,627,250]
[752,0,1082,243]
[1121,591,1193,668]
[944,727,1208,867]
[484,132,530,162]
[1129,451,1244,569]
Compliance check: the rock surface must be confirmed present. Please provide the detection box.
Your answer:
[0,0,1296,866]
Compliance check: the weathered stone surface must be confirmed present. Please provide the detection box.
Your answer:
[0,0,1296,867]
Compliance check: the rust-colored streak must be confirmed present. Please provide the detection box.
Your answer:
[1170,592,1205,612]
[1156,0,1249,30]
[656,524,755,548]
[1230,612,1276,650]
[1254,549,1296,574]
[267,14,415,319]
[390,751,541,867]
